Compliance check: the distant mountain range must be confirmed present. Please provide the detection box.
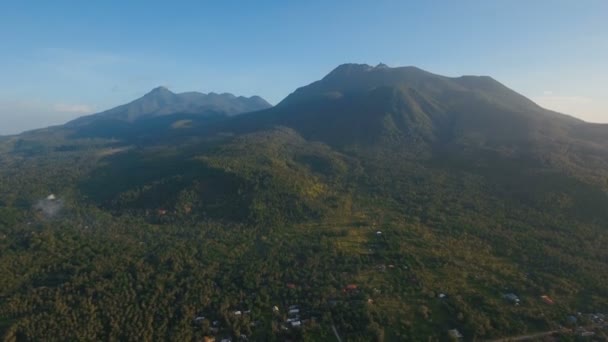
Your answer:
[67,86,271,126]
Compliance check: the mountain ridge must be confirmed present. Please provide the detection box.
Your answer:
[221,64,597,151]
[67,86,271,126]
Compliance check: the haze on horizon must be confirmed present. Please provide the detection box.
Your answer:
[0,0,606,135]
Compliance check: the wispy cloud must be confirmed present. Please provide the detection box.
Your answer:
[52,103,94,114]
[30,48,132,87]
[533,94,606,123]
[533,94,593,109]
[0,47,130,134]
[39,47,129,67]
[0,100,95,135]
[1,100,95,114]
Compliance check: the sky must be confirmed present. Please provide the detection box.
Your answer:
[1,0,607,135]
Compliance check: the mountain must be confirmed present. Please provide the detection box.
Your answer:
[1,64,608,341]
[243,63,586,147]
[58,86,271,141]
[218,64,608,188]
[68,86,271,126]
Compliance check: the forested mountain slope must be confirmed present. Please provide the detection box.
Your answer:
[0,64,607,341]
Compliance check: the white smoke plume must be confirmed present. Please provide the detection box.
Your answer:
[33,194,64,218]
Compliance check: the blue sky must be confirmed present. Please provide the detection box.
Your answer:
[1,0,607,134]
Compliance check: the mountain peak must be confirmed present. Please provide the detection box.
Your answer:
[145,86,175,97]
[322,63,433,83]
[281,63,439,107]
[324,63,374,79]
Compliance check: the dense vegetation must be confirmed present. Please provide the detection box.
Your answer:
[1,64,607,341]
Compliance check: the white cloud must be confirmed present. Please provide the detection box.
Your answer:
[533,94,607,123]
[534,94,593,107]
[52,103,94,114]
[40,47,128,67]
[0,100,95,135]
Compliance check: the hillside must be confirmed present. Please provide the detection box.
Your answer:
[0,64,607,341]
[222,64,608,187]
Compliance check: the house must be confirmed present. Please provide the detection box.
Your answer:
[376,231,382,235]
[576,328,595,337]
[541,295,554,305]
[46,194,56,200]
[233,310,242,316]
[288,308,300,315]
[448,329,463,339]
[291,320,302,328]
[438,293,447,299]
[345,284,358,291]
[503,293,520,304]
[287,283,296,289]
